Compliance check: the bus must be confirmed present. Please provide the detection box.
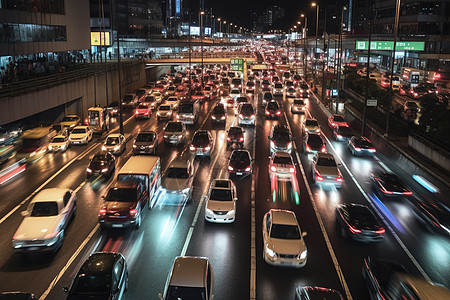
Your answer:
[86,107,110,133]
[117,156,161,209]
[401,67,424,87]
[16,126,57,162]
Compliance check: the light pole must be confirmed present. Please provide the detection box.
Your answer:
[188,12,192,101]
[335,5,345,114]
[223,20,227,38]
[200,10,205,89]
[217,18,221,37]
[301,13,308,80]
[312,2,319,80]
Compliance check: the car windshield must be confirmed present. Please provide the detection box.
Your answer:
[232,79,241,84]
[105,137,119,145]
[264,93,273,100]
[228,127,242,135]
[166,286,206,300]
[136,133,154,142]
[231,89,240,94]
[71,274,111,295]
[179,104,194,113]
[348,206,377,225]
[286,82,294,87]
[273,131,290,141]
[241,104,254,114]
[210,188,232,201]
[288,88,296,92]
[61,116,78,122]
[337,127,352,134]
[204,86,212,91]
[137,104,148,109]
[166,167,189,179]
[274,83,282,88]
[273,156,292,164]
[247,82,255,87]
[165,123,182,132]
[30,202,58,217]
[193,132,209,143]
[231,151,250,164]
[213,106,225,114]
[262,80,270,85]
[72,128,86,134]
[293,99,305,105]
[305,120,318,127]
[52,137,65,143]
[159,106,170,111]
[267,102,279,110]
[92,154,108,162]
[317,157,336,167]
[270,224,300,239]
[168,86,176,91]
[333,115,345,122]
[106,188,137,202]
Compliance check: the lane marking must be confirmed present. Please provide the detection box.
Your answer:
[250,94,258,300]
[323,136,432,283]
[284,113,354,300]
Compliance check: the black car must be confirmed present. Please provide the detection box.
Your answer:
[348,136,376,156]
[64,252,128,300]
[236,96,249,106]
[336,203,385,242]
[362,256,407,300]
[407,197,450,236]
[237,103,255,126]
[211,103,227,125]
[106,101,120,117]
[295,286,343,300]
[269,124,292,154]
[0,293,37,300]
[261,79,271,91]
[303,133,326,154]
[190,130,214,157]
[262,92,273,107]
[227,126,245,148]
[228,150,253,177]
[370,171,412,199]
[87,151,116,179]
[265,101,281,119]
[332,126,353,141]
[132,131,158,155]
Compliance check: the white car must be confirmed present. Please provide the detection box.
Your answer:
[164,121,187,145]
[48,135,70,152]
[12,188,76,253]
[269,151,296,179]
[230,88,241,100]
[161,158,194,203]
[272,83,284,96]
[69,126,93,145]
[302,119,320,134]
[291,98,306,114]
[102,133,126,155]
[205,179,237,223]
[157,105,173,121]
[262,209,307,268]
[311,153,343,188]
[151,92,163,103]
[165,96,180,110]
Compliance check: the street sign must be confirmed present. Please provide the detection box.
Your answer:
[230,58,244,71]
[367,99,378,107]
[355,41,425,51]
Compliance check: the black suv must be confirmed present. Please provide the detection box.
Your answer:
[87,151,116,179]
[211,103,227,125]
[226,126,245,148]
[269,125,293,154]
[133,131,158,155]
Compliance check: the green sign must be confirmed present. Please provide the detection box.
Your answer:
[355,41,425,51]
[230,58,244,71]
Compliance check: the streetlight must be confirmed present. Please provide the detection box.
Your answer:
[200,10,205,89]
[301,13,308,80]
[312,2,319,80]
[217,18,221,37]
[223,20,227,37]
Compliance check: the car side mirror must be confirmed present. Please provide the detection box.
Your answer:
[158,293,164,300]
[21,211,29,217]
[62,287,69,293]
[302,231,308,237]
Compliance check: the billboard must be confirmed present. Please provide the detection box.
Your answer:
[91,32,110,46]
[355,41,425,51]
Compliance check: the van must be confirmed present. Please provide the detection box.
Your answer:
[177,100,200,125]
[117,156,161,209]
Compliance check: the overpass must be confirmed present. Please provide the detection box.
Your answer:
[145,52,258,66]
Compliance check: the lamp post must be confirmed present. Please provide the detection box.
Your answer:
[312,2,319,80]
[301,13,308,80]
[217,18,221,37]
[223,20,227,38]
[335,5,346,114]
[200,10,205,90]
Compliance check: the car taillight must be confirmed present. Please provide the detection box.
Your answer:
[375,228,385,234]
[84,118,89,125]
[336,176,343,182]
[321,145,327,153]
[99,208,106,216]
[306,145,311,152]
[189,145,196,151]
[204,146,211,151]
[336,134,342,139]
[354,147,362,151]
[369,148,376,153]
[239,114,244,119]
[276,111,281,116]
[134,110,138,115]
[228,165,234,171]
[129,209,137,217]
[315,174,324,181]
[331,122,335,127]
[349,225,361,233]
[245,166,251,172]
[289,167,295,173]
[265,110,270,115]
[403,191,413,196]
[239,137,244,142]
[382,189,393,194]
[227,137,231,141]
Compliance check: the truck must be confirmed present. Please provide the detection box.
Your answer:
[86,107,110,133]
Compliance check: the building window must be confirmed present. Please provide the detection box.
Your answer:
[0,23,67,43]
[1,0,65,14]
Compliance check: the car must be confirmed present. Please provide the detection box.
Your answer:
[295,286,343,300]
[191,90,206,103]
[190,130,214,157]
[156,104,173,121]
[165,96,180,110]
[134,102,152,119]
[262,209,308,268]
[291,98,306,114]
[142,96,158,110]
[403,100,419,112]
[265,100,282,119]
[370,171,412,199]
[272,82,284,96]
[161,158,194,202]
[269,124,293,154]
[133,131,158,154]
[303,118,320,133]
[303,132,326,154]
[328,114,348,129]
[135,88,148,101]
[159,256,214,300]
[227,149,253,177]
[204,179,237,223]
[69,126,93,145]
[269,151,296,179]
[0,292,37,299]
[231,77,243,89]
[48,135,70,152]
[381,79,391,88]
[166,85,177,96]
[348,136,377,156]
[152,84,166,94]
[332,125,353,141]
[102,133,126,155]
[261,79,271,91]
[12,188,76,253]
[245,81,256,93]
[399,84,411,96]
[311,153,343,188]
[121,93,137,108]
[164,121,187,145]
[285,87,298,98]
[230,88,241,100]
[299,82,310,91]
[237,103,256,126]
[107,101,120,116]
[262,91,273,107]
[98,181,146,229]
[271,75,280,83]
[408,86,429,99]
[407,197,450,236]
[226,126,245,148]
[63,252,128,300]
[151,91,164,103]
[203,85,215,100]
[211,103,227,125]
[87,151,116,179]
[336,203,385,242]
[59,115,80,130]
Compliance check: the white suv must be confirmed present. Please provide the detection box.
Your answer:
[205,179,237,223]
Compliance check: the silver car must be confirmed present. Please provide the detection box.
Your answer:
[163,121,187,145]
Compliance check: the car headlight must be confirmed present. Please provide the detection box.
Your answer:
[212,116,216,120]
[113,145,120,151]
[265,245,276,258]
[101,168,109,173]
[182,187,191,194]
[101,145,107,151]
[44,232,60,246]
[48,145,53,151]
[205,208,213,215]
[226,209,235,216]
[299,249,307,260]
[87,168,92,173]
[164,135,169,138]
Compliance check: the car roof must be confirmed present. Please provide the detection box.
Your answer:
[316,153,334,159]
[211,179,232,189]
[73,126,89,130]
[270,209,298,225]
[169,256,209,287]
[106,133,121,138]
[80,252,121,275]
[273,151,291,158]
[32,188,69,203]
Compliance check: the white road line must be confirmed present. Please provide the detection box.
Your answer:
[375,156,393,173]
[250,104,258,300]
[39,224,100,300]
[76,141,99,160]
[285,114,353,300]
[323,136,432,283]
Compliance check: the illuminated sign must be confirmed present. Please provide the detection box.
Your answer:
[355,41,425,51]
[230,58,244,71]
[91,32,110,46]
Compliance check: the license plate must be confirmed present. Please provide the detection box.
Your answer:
[112,224,123,228]
[236,172,243,175]
[29,247,40,251]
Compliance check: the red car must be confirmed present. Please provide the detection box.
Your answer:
[328,114,348,129]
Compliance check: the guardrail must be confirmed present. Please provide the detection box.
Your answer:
[157,52,255,60]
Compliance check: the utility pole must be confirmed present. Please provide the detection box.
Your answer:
[114,0,123,135]
[362,5,373,136]
[335,5,344,114]
[188,12,192,101]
